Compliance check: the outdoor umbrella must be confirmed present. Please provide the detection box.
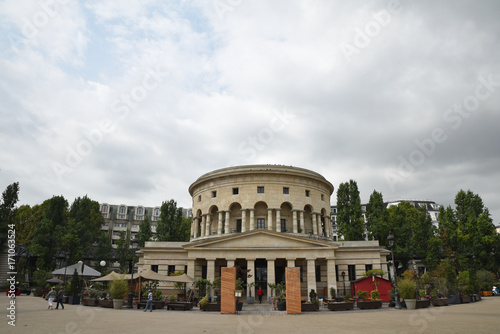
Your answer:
[90,272,130,282]
[46,278,64,284]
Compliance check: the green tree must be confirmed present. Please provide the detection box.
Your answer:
[115,231,130,273]
[62,196,104,264]
[14,204,43,247]
[365,190,389,244]
[411,206,438,269]
[156,200,189,241]
[386,202,414,273]
[94,232,114,274]
[138,215,153,247]
[30,196,68,271]
[453,190,497,272]
[0,182,20,250]
[336,180,364,240]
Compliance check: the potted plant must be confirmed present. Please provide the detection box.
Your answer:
[235,278,245,311]
[268,283,277,304]
[302,289,319,311]
[109,276,128,309]
[477,270,495,296]
[398,278,417,309]
[275,282,286,311]
[153,289,165,309]
[68,269,82,305]
[82,288,99,306]
[246,282,255,304]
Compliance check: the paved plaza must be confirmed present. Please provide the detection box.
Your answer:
[1,295,499,334]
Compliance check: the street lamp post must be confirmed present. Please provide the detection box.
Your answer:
[127,238,139,309]
[387,233,401,309]
[341,271,346,296]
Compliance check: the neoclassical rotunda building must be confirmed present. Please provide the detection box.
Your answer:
[138,165,389,299]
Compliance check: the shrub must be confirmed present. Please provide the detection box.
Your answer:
[357,290,368,301]
[168,294,177,303]
[109,277,128,300]
[330,287,336,299]
[476,270,495,291]
[343,292,351,302]
[309,289,317,302]
[199,295,209,307]
[398,279,416,299]
[370,290,380,300]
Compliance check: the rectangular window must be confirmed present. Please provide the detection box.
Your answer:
[151,265,158,273]
[321,194,324,201]
[168,265,175,275]
[335,265,339,282]
[257,218,265,229]
[348,265,356,281]
[119,206,126,214]
[315,265,321,282]
[280,219,286,232]
[198,195,201,202]
[184,266,188,274]
[236,219,242,233]
[233,188,239,195]
[305,190,310,197]
[365,264,373,272]
[283,187,289,194]
[212,191,217,198]
[297,219,301,232]
[101,205,108,213]
[257,186,264,193]
[202,266,207,279]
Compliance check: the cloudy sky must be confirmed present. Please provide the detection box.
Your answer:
[1,0,499,223]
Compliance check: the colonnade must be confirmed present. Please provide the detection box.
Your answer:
[191,208,332,239]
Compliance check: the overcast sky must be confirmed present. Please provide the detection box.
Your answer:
[1,0,499,224]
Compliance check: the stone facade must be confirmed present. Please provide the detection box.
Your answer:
[138,165,390,299]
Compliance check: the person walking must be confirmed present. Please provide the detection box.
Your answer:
[47,287,57,310]
[257,287,263,304]
[144,290,153,312]
[55,286,65,310]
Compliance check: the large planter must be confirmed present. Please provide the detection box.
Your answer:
[448,295,461,304]
[98,299,114,308]
[328,302,354,311]
[357,300,382,309]
[301,303,319,312]
[480,290,492,297]
[460,295,471,303]
[246,296,255,304]
[200,303,221,312]
[82,299,98,306]
[113,299,125,309]
[153,301,165,309]
[415,299,430,309]
[405,299,417,310]
[276,300,286,311]
[68,296,80,305]
[236,302,243,311]
[431,298,450,307]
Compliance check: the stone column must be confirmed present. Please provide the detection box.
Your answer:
[190,219,194,238]
[307,258,317,300]
[267,209,273,231]
[226,259,235,267]
[300,211,305,234]
[201,215,206,237]
[292,210,298,233]
[193,217,198,238]
[247,259,255,297]
[241,210,247,233]
[275,209,281,232]
[249,209,255,231]
[207,258,215,296]
[267,259,276,300]
[317,214,322,236]
[225,211,230,234]
[327,258,337,298]
[187,259,195,280]
[287,258,296,267]
[206,214,211,236]
[312,213,318,235]
[218,211,223,235]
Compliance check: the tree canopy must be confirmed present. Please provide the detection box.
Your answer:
[336,180,364,240]
[156,199,190,242]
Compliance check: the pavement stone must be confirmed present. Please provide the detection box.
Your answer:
[2,294,499,334]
